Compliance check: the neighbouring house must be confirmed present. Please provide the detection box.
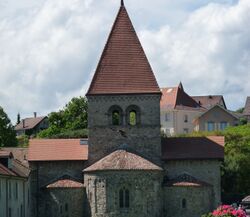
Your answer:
[194,105,239,132]
[27,2,225,217]
[0,149,30,217]
[192,95,227,109]
[15,113,48,136]
[243,97,250,123]
[160,83,206,136]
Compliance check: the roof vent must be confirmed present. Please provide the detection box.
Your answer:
[80,139,88,145]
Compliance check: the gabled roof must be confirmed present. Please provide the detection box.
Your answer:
[46,179,84,189]
[15,116,47,131]
[0,163,17,176]
[243,97,250,116]
[164,173,211,187]
[28,139,88,161]
[87,4,160,96]
[196,104,239,120]
[84,149,163,172]
[192,95,227,109]
[161,84,203,111]
[162,136,224,160]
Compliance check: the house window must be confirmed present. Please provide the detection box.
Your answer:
[184,115,188,123]
[183,128,189,134]
[220,122,228,130]
[15,182,18,199]
[8,208,11,217]
[165,113,170,121]
[8,182,11,199]
[20,205,23,217]
[119,188,130,208]
[207,122,215,131]
[182,199,186,209]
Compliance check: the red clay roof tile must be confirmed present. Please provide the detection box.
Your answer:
[28,139,88,161]
[0,163,17,176]
[84,149,163,172]
[87,5,160,95]
[162,136,224,160]
[46,179,84,189]
[161,85,203,110]
[192,95,226,109]
[165,174,211,187]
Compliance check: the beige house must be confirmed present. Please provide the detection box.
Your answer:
[0,149,30,217]
[194,105,239,131]
[161,83,205,136]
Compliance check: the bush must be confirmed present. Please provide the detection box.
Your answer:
[202,205,247,217]
[17,135,29,147]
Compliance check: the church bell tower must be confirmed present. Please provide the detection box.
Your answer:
[86,1,162,165]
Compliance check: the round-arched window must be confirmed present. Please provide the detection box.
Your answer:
[126,105,140,126]
[108,105,123,126]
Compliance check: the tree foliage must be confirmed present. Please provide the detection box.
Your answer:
[0,106,17,147]
[38,97,88,138]
[222,124,250,197]
[175,125,250,200]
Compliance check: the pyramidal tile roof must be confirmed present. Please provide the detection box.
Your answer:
[84,149,163,172]
[87,3,160,95]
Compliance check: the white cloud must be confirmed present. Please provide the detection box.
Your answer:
[0,0,249,123]
[140,0,250,110]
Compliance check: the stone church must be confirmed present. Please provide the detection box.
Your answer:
[28,1,224,217]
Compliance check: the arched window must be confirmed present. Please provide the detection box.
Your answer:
[108,105,123,126]
[182,199,186,209]
[126,105,140,126]
[112,111,120,125]
[129,110,136,126]
[119,188,130,208]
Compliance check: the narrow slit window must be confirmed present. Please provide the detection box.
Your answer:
[119,188,130,209]
[125,189,129,208]
[119,189,124,208]
[182,199,186,209]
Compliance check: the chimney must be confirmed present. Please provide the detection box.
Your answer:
[22,119,25,128]
[34,112,37,118]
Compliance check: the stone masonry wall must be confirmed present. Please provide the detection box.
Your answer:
[163,160,222,209]
[164,186,213,217]
[41,188,84,217]
[29,161,86,217]
[84,170,163,217]
[87,94,162,165]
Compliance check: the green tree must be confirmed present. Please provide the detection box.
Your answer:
[0,106,17,147]
[38,96,88,138]
[222,124,250,197]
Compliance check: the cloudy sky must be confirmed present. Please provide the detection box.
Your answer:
[0,0,249,123]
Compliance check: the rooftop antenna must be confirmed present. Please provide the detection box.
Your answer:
[121,0,124,6]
